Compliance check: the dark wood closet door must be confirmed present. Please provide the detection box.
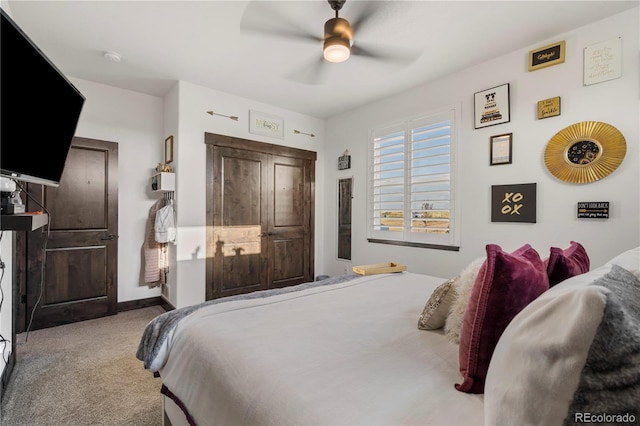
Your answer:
[210,145,269,299]
[268,155,312,289]
[25,137,118,330]
[206,133,315,301]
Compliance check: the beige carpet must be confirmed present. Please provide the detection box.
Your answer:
[1,306,165,426]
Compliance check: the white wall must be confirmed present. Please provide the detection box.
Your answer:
[169,81,326,308]
[323,8,640,279]
[69,78,165,303]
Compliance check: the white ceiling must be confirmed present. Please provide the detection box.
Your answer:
[5,0,638,119]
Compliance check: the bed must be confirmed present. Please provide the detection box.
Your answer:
[137,243,640,426]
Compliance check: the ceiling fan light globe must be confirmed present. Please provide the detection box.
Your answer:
[324,39,350,63]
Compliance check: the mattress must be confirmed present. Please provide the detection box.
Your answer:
[154,272,484,425]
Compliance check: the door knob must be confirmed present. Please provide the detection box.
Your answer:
[257,232,274,237]
[100,234,118,241]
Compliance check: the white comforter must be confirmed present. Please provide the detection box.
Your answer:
[158,272,484,425]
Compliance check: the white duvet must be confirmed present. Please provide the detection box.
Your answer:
[158,272,484,425]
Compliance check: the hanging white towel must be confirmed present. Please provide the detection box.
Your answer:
[155,202,176,244]
[144,199,167,286]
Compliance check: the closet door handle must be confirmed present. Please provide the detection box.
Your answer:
[258,232,273,237]
[100,234,119,241]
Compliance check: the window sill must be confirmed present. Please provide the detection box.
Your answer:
[367,238,460,252]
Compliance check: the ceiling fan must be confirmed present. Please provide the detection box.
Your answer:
[323,0,354,63]
[240,0,419,83]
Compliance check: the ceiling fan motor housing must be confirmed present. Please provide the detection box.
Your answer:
[323,17,352,62]
[324,17,352,42]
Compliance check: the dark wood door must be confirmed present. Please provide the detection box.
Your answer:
[268,154,312,288]
[206,134,315,300]
[25,137,118,330]
[210,145,269,298]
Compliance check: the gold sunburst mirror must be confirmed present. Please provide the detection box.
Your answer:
[544,121,626,184]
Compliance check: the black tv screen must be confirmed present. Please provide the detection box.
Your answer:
[1,8,85,187]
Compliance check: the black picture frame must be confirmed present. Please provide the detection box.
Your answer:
[490,133,513,165]
[491,183,537,223]
[474,83,510,129]
[338,154,351,170]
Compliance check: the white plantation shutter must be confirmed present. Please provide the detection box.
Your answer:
[368,107,458,248]
[371,123,406,238]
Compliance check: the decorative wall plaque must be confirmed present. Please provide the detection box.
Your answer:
[529,40,566,71]
[537,97,561,119]
[577,202,609,219]
[249,110,284,139]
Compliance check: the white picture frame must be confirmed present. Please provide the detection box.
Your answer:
[583,37,622,86]
[249,110,284,139]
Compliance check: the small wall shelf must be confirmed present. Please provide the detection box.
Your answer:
[151,172,175,192]
[0,213,49,231]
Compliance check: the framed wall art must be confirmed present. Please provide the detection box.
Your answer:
[164,135,174,164]
[490,133,512,165]
[249,110,284,139]
[474,83,510,129]
[491,183,537,223]
[528,40,565,71]
[338,150,351,170]
[583,37,622,86]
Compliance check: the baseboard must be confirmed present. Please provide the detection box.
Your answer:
[118,296,175,313]
[160,295,176,311]
[0,349,16,402]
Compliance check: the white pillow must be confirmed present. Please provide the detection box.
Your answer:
[417,276,458,330]
[484,246,640,425]
[443,257,484,344]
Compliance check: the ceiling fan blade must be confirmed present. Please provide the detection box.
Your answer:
[242,23,322,44]
[348,1,381,36]
[240,2,322,44]
[351,42,421,65]
[285,57,331,86]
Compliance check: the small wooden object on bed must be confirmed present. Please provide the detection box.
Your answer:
[352,262,407,275]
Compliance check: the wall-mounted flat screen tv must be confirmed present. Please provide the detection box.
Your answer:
[1,8,85,187]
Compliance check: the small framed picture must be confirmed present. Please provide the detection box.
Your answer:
[338,153,351,170]
[529,40,566,72]
[474,83,510,129]
[490,133,513,165]
[537,97,561,119]
[164,135,174,164]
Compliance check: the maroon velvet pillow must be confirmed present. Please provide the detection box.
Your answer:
[545,241,590,287]
[456,243,549,394]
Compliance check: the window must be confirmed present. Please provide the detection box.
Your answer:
[368,107,459,250]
